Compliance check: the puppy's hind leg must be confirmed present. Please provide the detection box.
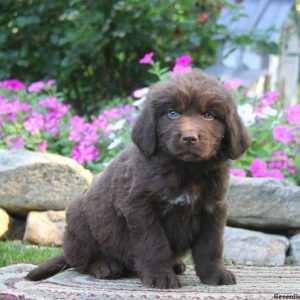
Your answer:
[63,227,98,273]
[86,256,128,279]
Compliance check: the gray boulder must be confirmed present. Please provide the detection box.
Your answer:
[0,150,93,215]
[227,177,300,229]
[290,234,300,265]
[224,226,289,266]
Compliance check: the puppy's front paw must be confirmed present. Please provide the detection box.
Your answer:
[141,272,181,289]
[200,266,236,286]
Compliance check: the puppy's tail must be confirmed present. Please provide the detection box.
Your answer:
[25,254,70,281]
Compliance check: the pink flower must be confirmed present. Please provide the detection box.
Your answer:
[139,52,154,65]
[8,136,25,150]
[43,113,60,137]
[170,55,193,76]
[7,113,17,121]
[171,65,192,76]
[263,91,280,106]
[175,55,193,67]
[131,87,149,99]
[223,79,244,90]
[268,151,290,169]
[38,140,48,152]
[47,79,56,87]
[286,104,300,124]
[287,165,297,174]
[28,81,46,93]
[265,169,284,180]
[0,79,25,90]
[71,142,99,164]
[102,108,122,120]
[23,112,44,135]
[39,97,70,118]
[39,97,59,109]
[230,168,246,177]
[249,158,267,177]
[272,126,295,144]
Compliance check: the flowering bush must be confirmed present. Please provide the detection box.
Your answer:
[0,79,137,172]
[231,88,300,185]
[1,53,299,185]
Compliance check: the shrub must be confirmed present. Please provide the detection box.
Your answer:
[0,79,137,173]
[0,0,276,114]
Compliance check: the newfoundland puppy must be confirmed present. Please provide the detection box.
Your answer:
[26,69,250,288]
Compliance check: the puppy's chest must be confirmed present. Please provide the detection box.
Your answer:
[161,187,202,215]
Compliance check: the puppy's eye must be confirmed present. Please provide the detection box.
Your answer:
[168,110,180,119]
[203,111,215,120]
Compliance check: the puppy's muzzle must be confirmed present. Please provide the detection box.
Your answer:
[180,132,199,146]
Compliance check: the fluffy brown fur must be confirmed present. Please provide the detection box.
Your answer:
[26,70,250,288]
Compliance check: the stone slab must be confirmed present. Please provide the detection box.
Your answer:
[227,177,300,229]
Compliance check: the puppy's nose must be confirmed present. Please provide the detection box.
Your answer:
[181,133,199,145]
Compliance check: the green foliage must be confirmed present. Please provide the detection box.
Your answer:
[0,240,62,267]
[0,0,236,114]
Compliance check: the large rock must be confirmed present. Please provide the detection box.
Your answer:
[0,150,93,215]
[224,226,289,266]
[23,210,66,246]
[227,177,300,229]
[290,234,300,265]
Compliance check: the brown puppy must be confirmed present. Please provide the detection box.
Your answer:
[26,69,250,288]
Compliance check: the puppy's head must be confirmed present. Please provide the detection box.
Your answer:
[132,69,251,161]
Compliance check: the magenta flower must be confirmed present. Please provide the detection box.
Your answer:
[266,169,284,180]
[28,81,46,93]
[44,113,60,137]
[47,79,56,87]
[269,151,289,168]
[139,52,154,65]
[7,113,17,121]
[131,87,149,99]
[223,79,243,90]
[23,112,44,135]
[7,136,25,150]
[272,125,295,144]
[286,104,300,124]
[102,108,122,120]
[175,55,193,66]
[0,79,25,90]
[71,142,99,164]
[249,158,267,177]
[39,97,70,118]
[249,158,285,180]
[0,97,31,115]
[230,168,246,177]
[38,140,48,152]
[263,91,280,107]
[68,116,90,142]
[171,64,192,76]
[171,55,193,76]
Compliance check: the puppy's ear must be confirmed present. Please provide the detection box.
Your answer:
[223,99,251,160]
[131,100,156,156]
